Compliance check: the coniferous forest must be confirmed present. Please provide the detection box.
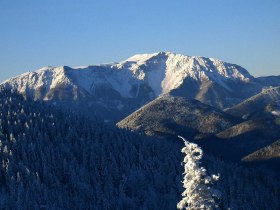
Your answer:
[1,1,280,209]
[0,88,279,209]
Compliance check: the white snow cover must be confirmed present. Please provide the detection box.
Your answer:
[1,52,254,99]
[271,110,280,116]
[1,67,73,99]
[177,136,220,210]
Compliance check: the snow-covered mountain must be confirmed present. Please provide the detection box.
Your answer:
[0,52,271,121]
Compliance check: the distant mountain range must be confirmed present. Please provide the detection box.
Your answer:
[1,52,280,174]
[2,52,278,122]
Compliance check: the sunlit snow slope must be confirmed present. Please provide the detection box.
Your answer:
[1,52,270,121]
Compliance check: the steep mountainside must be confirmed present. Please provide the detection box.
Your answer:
[242,139,280,176]
[225,87,280,119]
[200,118,280,161]
[1,52,265,122]
[117,94,239,140]
[242,139,280,162]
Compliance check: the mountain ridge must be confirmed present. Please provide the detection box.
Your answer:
[1,52,257,98]
[1,52,278,122]
[117,94,240,140]
[225,87,280,119]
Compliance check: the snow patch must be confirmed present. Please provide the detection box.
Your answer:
[242,114,250,120]
[271,110,280,116]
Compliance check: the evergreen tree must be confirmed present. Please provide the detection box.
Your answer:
[177,136,220,210]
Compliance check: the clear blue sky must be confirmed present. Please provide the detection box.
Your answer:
[0,0,279,82]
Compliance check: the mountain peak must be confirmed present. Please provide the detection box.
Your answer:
[123,52,253,81]
[1,52,262,112]
[125,52,161,62]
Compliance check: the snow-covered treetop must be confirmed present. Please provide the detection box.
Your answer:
[177,136,220,210]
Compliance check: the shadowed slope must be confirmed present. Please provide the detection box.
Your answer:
[117,94,239,140]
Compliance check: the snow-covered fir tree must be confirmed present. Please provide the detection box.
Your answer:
[177,136,220,210]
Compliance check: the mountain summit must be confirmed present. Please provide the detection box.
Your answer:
[0,52,272,121]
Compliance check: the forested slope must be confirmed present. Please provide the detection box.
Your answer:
[0,88,278,209]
